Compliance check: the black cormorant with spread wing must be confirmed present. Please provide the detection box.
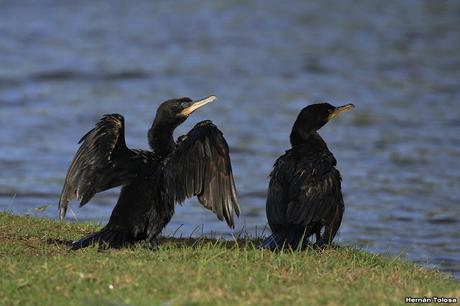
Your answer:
[59,96,240,250]
[260,103,354,250]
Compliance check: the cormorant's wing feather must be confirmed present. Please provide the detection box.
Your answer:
[59,114,140,220]
[267,150,342,229]
[163,120,240,228]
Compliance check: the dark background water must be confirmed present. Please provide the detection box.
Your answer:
[1,0,459,279]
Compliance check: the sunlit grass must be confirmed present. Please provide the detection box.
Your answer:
[0,212,458,305]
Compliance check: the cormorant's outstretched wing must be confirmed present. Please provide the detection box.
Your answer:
[163,120,240,228]
[267,151,342,231]
[59,114,140,220]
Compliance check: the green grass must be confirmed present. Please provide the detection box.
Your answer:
[0,212,458,306]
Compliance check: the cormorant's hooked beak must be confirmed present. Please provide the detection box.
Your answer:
[180,95,217,116]
[328,103,355,121]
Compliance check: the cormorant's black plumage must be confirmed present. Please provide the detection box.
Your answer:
[260,102,354,250]
[59,96,240,249]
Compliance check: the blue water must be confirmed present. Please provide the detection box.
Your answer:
[0,0,459,278]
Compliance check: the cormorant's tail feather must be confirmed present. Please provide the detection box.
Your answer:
[71,228,131,250]
[259,229,309,250]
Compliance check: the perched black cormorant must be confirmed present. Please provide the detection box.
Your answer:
[260,103,354,250]
[59,96,240,250]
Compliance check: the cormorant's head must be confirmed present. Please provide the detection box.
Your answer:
[154,95,217,127]
[290,102,354,145]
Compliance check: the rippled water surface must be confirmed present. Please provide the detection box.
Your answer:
[1,0,459,278]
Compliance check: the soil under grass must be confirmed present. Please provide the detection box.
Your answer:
[0,212,458,305]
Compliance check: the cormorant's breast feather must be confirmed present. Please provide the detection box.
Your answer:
[267,149,342,230]
[59,114,140,220]
[163,120,240,228]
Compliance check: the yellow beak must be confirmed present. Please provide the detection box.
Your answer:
[328,103,355,120]
[180,95,217,116]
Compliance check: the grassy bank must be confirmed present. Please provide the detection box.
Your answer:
[0,212,458,305]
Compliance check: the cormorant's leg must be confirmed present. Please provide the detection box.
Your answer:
[317,204,344,246]
[315,227,322,243]
[145,227,164,250]
[145,210,174,251]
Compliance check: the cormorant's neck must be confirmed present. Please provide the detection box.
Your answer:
[148,120,177,157]
[290,129,326,149]
[290,126,315,147]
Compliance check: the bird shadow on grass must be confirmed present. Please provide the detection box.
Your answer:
[155,237,252,250]
[115,236,264,252]
[45,238,73,247]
